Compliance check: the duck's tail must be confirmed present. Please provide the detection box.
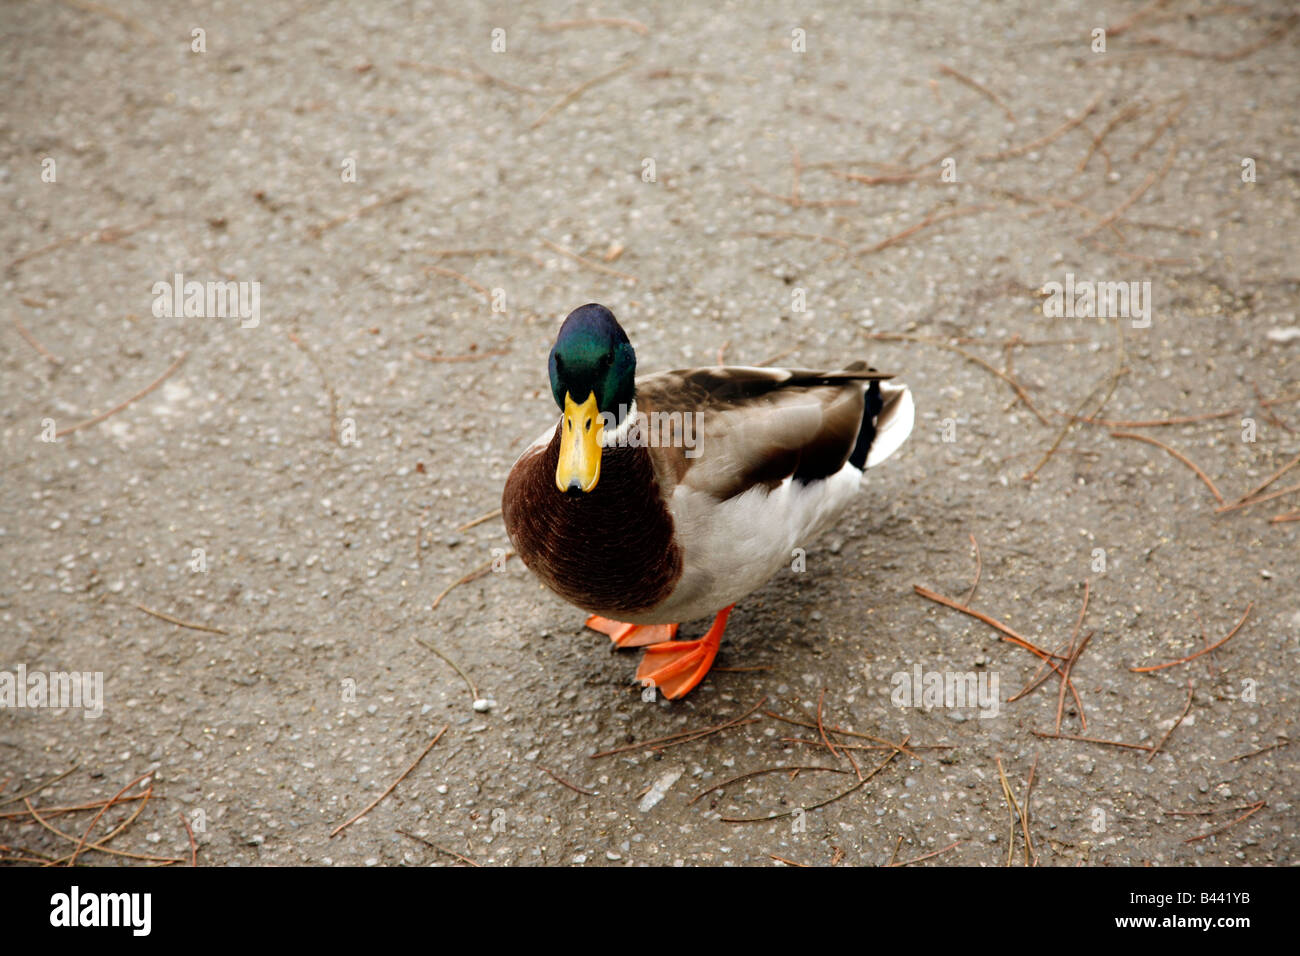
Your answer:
[849,380,914,470]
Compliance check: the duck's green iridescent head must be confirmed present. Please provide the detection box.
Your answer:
[548,303,636,493]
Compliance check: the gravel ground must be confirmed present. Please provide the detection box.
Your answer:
[1,1,1296,867]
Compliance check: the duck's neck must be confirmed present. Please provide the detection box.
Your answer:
[599,399,639,451]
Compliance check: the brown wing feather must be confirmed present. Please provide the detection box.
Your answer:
[635,364,891,501]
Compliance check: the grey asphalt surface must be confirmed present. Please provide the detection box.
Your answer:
[1,1,1296,867]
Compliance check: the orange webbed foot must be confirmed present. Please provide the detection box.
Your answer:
[585,615,679,648]
[635,604,735,699]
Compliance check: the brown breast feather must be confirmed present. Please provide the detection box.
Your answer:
[502,426,683,617]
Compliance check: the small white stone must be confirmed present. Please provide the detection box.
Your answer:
[473,698,496,712]
[638,768,683,812]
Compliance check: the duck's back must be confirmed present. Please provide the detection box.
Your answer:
[631,368,870,620]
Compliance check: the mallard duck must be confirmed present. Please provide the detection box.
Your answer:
[503,303,914,699]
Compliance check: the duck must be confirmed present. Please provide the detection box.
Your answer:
[502,303,914,699]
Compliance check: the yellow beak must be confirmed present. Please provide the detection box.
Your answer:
[555,391,604,493]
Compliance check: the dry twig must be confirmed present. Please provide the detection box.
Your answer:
[54,352,188,438]
[1085,142,1179,237]
[590,698,766,758]
[307,188,416,239]
[397,828,481,866]
[1147,679,1194,762]
[1228,738,1290,762]
[423,265,491,300]
[856,204,994,257]
[938,64,1015,122]
[414,638,479,701]
[1110,430,1224,503]
[430,553,513,611]
[1066,409,1242,428]
[864,331,1050,425]
[133,603,227,635]
[68,771,153,866]
[995,757,1021,867]
[885,840,961,867]
[978,91,1103,161]
[13,315,63,366]
[1077,103,1149,174]
[0,763,81,809]
[1131,603,1252,673]
[456,508,502,531]
[721,741,905,824]
[539,765,598,796]
[330,725,449,837]
[689,765,850,805]
[1183,800,1266,843]
[1216,481,1300,515]
[7,219,155,272]
[541,239,637,283]
[178,810,198,866]
[531,59,636,129]
[1032,731,1153,753]
[914,585,1064,664]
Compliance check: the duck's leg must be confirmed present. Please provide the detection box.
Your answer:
[635,605,735,699]
[585,615,679,649]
